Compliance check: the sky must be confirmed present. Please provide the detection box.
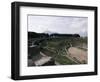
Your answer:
[28,15,88,37]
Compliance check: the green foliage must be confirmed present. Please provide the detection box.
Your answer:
[55,55,76,65]
[29,37,87,65]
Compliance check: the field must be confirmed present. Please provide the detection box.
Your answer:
[28,37,88,66]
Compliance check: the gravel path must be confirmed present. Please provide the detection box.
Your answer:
[68,47,87,63]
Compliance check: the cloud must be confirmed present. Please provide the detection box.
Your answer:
[28,15,88,37]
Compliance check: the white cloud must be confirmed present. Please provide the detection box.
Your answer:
[28,15,88,36]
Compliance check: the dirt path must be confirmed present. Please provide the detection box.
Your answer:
[68,47,87,63]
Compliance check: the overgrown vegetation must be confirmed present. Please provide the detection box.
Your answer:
[31,37,87,65]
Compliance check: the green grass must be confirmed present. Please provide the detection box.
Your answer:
[29,37,87,65]
[55,55,76,65]
[41,48,76,65]
[40,37,87,65]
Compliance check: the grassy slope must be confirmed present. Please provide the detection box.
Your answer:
[29,37,87,65]
[40,37,87,65]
